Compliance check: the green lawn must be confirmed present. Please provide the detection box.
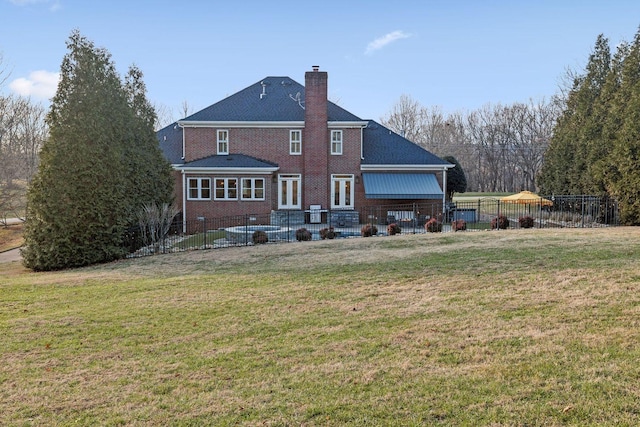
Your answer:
[1,228,639,425]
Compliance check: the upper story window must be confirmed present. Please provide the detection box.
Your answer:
[217,130,229,155]
[290,130,302,155]
[214,178,237,200]
[187,178,211,200]
[331,130,343,155]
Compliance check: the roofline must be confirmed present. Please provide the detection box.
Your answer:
[328,121,369,128]
[178,166,280,174]
[178,121,304,128]
[361,164,453,171]
[177,120,368,129]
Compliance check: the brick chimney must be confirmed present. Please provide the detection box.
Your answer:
[303,66,329,209]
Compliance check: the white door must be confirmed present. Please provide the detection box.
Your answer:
[331,174,354,209]
[278,174,301,209]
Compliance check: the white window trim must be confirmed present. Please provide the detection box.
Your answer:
[331,174,354,209]
[331,130,343,155]
[289,130,302,155]
[214,177,238,200]
[187,177,211,201]
[241,178,266,201]
[217,129,229,155]
[278,174,302,209]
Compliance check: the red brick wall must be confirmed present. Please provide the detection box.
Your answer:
[182,173,275,222]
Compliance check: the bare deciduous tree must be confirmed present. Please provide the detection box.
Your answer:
[382,95,558,193]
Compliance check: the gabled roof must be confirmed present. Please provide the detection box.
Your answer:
[181,76,362,123]
[361,120,452,167]
[179,153,279,170]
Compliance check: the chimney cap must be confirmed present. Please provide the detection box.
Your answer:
[312,65,319,71]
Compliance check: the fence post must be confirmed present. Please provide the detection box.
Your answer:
[203,218,207,248]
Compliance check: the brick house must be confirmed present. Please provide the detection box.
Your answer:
[158,66,452,229]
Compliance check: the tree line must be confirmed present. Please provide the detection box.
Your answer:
[380,95,560,195]
[538,30,640,224]
[0,68,47,222]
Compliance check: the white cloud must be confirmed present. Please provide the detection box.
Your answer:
[365,30,411,55]
[10,0,61,11]
[9,70,60,100]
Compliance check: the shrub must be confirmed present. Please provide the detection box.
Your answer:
[361,224,378,237]
[387,223,401,235]
[252,230,268,244]
[518,216,534,229]
[491,215,510,230]
[295,227,313,241]
[425,218,442,233]
[452,219,467,231]
[319,227,336,240]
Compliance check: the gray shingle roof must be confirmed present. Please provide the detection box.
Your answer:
[361,120,452,166]
[157,75,449,169]
[182,76,362,123]
[157,122,183,165]
[180,154,278,169]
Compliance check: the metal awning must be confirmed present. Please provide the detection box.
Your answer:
[362,173,443,199]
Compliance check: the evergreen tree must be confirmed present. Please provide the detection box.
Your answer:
[22,31,173,270]
[442,155,467,200]
[539,34,611,195]
[123,65,174,217]
[601,29,640,224]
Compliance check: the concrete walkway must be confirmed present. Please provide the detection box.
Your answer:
[0,248,22,263]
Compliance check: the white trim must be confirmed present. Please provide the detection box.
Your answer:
[181,172,187,233]
[360,164,453,171]
[289,129,302,155]
[177,120,368,129]
[330,130,343,155]
[217,129,229,155]
[214,177,238,201]
[241,177,266,201]
[278,173,302,209]
[178,120,305,128]
[330,174,355,209]
[186,177,212,201]
[328,121,369,128]
[178,166,279,174]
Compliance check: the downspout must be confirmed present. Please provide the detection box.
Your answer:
[181,170,187,233]
[178,122,186,161]
[442,167,448,213]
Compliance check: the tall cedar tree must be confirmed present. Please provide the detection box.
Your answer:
[123,65,174,217]
[22,31,173,270]
[442,155,467,201]
[602,29,640,224]
[538,34,611,196]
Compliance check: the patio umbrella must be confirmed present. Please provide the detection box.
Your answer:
[500,191,553,206]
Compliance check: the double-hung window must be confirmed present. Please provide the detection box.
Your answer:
[290,130,302,155]
[187,178,211,200]
[331,130,343,155]
[241,178,265,200]
[217,130,229,155]
[214,178,237,200]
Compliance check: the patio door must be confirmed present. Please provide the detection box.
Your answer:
[331,174,354,209]
[278,174,301,209]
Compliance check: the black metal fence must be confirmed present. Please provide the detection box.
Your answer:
[126,196,620,258]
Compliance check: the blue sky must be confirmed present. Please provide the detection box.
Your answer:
[2,0,640,122]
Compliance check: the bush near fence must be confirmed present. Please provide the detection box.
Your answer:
[127,197,619,258]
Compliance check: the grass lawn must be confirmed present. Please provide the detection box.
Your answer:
[1,228,639,425]
[0,224,24,252]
